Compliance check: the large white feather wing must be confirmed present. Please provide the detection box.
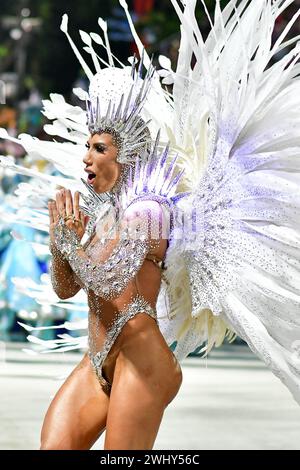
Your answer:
[164,0,300,405]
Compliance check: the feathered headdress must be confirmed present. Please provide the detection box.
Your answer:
[60,13,155,164]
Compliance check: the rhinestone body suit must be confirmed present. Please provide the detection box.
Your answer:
[50,192,167,396]
[79,229,164,395]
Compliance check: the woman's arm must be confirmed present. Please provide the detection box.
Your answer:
[49,242,82,299]
[48,189,87,299]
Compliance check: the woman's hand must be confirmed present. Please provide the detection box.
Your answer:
[48,188,89,244]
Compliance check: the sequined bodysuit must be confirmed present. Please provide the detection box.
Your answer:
[80,232,165,395]
[51,197,168,396]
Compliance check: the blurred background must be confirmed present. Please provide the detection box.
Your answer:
[1,0,300,450]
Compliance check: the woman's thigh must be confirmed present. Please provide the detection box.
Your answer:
[104,313,182,450]
[40,352,110,450]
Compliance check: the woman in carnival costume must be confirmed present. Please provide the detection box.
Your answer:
[1,0,300,450]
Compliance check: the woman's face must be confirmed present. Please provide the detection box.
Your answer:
[83,132,119,193]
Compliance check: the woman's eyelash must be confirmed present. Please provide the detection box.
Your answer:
[85,143,105,152]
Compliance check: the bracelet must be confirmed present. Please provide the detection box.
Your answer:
[53,217,82,257]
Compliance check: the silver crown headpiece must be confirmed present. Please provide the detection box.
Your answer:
[59,14,155,165]
[86,57,155,164]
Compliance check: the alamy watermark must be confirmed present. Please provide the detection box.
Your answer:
[94,203,205,249]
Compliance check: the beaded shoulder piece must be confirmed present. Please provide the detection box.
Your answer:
[78,133,188,239]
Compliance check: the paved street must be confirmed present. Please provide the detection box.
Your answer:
[1,341,300,450]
